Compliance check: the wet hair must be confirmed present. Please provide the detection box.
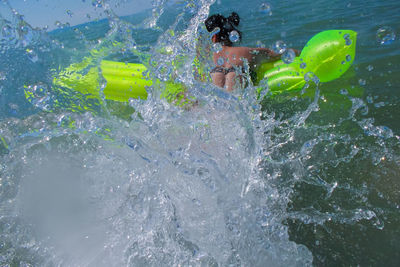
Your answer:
[205,12,242,46]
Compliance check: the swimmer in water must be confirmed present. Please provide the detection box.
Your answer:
[205,12,300,91]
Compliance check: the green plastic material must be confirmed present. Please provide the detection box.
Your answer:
[51,30,356,104]
[257,30,357,95]
[101,60,150,101]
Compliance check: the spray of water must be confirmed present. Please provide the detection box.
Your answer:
[0,0,316,265]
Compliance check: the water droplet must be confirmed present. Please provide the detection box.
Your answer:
[358,79,366,86]
[256,40,265,48]
[212,43,222,53]
[229,30,240,43]
[26,48,38,62]
[304,72,320,85]
[92,0,103,8]
[66,10,73,17]
[25,83,51,110]
[300,62,306,69]
[55,21,62,28]
[209,27,220,41]
[339,89,348,95]
[343,33,352,45]
[164,45,173,54]
[346,54,352,62]
[259,3,272,16]
[156,65,172,81]
[281,49,295,64]
[367,65,374,71]
[217,57,224,66]
[19,24,30,37]
[0,72,6,81]
[8,103,19,115]
[58,114,74,127]
[376,26,396,45]
[272,40,287,54]
[1,25,13,39]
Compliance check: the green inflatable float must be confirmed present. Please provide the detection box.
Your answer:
[51,29,357,104]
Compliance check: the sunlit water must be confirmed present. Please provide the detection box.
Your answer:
[0,0,399,266]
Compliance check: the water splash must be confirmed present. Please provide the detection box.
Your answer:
[0,0,316,266]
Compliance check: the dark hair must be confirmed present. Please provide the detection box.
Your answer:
[205,12,242,46]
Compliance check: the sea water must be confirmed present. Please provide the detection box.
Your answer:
[0,0,399,266]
